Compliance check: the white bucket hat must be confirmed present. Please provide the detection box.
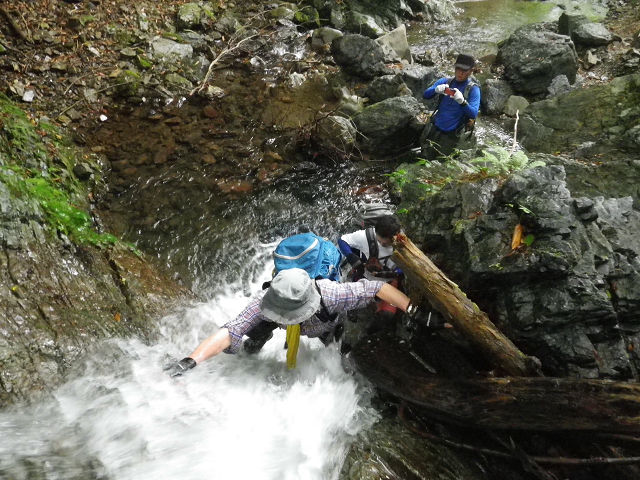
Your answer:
[260,268,321,325]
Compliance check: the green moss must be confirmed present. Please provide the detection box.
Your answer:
[136,55,153,70]
[294,6,320,27]
[0,94,119,248]
[1,166,117,247]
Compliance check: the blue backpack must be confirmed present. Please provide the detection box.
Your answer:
[273,232,342,281]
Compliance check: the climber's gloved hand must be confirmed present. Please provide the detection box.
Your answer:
[365,258,383,273]
[452,88,465,104]
[406,301,420,320]
[407,305,452,332]
[164,357,196,377]
[434,83,448,95]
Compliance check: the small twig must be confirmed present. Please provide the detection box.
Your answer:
[0,7,31,43]
[509,109,519,156]
[190,34,258,96]
[57,81,134,117]
[63,67,112,95]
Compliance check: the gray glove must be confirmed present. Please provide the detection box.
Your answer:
[434,83,448,95]
[164,357,196,377]
[452,88,465,104]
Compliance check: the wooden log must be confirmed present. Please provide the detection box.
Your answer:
[393,233,540,377]
[354,335,640,433]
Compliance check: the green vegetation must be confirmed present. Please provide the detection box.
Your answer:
[0,93,118,247]
[390,147,545,198]
[470,148,545,176]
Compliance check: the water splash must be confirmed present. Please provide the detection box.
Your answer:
[0,260,379,480]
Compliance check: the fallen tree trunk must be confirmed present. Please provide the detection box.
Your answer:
[393,233,540,377]
[354,335,640,433]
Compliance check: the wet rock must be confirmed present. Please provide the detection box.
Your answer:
[345,11,385,38]
[315,115,357,157]
[334,87,366,116]
[398,162,640,378]
[150,37,194,61]
[73,162,93,180]
[558,12,589,37]
[375,24,411,63]
[268,6,295,21]
[164,73,193,91]
[397,64,442,100]
[481,78,512,115]
[365,75,412,104]
[214,15,241,35]
[497,23,579,95]
[340,417,483,480]
[517,73,640,153]
[546,74,572,98]
[572,22,614,47]
[352,96,424,154]
[176,3,202,30]
[331,34,391,79]
[311,27,343,51]
[503,95,528,117]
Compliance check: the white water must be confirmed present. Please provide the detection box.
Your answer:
[0,257,379,480]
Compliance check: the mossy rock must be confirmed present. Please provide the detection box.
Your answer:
[294,6,320,28]
[114,70,142,98]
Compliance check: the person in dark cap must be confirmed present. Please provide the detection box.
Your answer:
[421,53,481,159]
[165,268,418,375]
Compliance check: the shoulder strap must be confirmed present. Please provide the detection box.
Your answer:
[365,227,379,260]
[314,280,338,323]
[463,79,479,101]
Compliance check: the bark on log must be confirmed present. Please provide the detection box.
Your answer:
[354,335,640,433]
[393,233,540,377]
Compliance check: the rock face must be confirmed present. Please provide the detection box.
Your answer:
[517,73,640,153]
[0,100,193,407]
[400,164,640,378]
[497,24,579,95]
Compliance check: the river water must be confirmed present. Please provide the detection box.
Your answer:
[0,165,385,480]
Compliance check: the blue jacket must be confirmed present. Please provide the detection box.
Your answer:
[423,77,480,132]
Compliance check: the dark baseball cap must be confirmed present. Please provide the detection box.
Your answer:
[454,53,476,71]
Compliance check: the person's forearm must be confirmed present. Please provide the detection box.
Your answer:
[188,328,232,364]
[375,283,410,311]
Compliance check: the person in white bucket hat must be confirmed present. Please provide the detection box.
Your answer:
[166,267,416,373]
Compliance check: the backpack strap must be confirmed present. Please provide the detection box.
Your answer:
[365,227,379,260]
[314,280,338,323]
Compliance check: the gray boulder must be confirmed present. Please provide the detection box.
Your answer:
[546,74,572,98]
[397,64,442,100]
[497,24,578,95]
[352,96,424,154]
[572,22,614,47]
[481,78,513,115]
[365,75,412,103]
[558,12,589,36]
[331,34,391,79]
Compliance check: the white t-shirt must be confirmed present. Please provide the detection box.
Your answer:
[340,229,397,281]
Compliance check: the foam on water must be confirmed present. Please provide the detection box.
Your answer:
[0,257,379,480]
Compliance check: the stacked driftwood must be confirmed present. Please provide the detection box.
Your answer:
[352,234,640,479]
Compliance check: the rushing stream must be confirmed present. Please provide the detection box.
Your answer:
[0,165,386,480]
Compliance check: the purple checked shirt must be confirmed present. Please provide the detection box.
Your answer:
[223,278,385,354]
